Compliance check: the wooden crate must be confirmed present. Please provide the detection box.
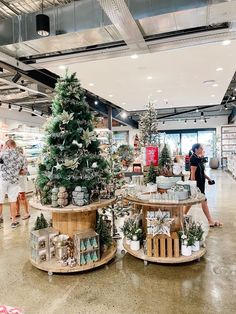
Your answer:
[146,232,180,258]
[74,229,100,265]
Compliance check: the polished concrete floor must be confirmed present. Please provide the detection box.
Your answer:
[0,170,236,314]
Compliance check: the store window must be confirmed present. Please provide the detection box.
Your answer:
[181,133,198,155]
[160,129,216,158]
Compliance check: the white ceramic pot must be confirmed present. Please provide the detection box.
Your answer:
[126,238,131,245]
[192,241,200,252]
[130,240,140,251]
[181,244,192,256]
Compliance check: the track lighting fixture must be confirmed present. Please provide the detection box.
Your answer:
[162,121,165,125]
[36,0,50,37]
[194,119,196,123]
[204,118,207,123]
[8,104,11,110]
[184,119,187,124]
[12,72,21,83]
[19,106,23,112]
[200,112,204,121]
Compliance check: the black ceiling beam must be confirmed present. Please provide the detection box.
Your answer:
[86,95,138,129]
[228,107,236,124]
[0,61,138,128]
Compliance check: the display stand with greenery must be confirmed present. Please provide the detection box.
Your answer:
[30,73,116,274]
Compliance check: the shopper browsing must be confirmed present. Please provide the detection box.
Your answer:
[185,143,222,228]
[0,140,27,228]
[16,147,30,220]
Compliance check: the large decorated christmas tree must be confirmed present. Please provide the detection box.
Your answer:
[37,72,110,205]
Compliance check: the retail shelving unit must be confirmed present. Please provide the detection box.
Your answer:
[221,126,236,169]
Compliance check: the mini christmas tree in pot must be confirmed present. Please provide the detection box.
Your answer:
[36,72,110,205]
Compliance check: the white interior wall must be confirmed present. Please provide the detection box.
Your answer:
[0,107,44,128]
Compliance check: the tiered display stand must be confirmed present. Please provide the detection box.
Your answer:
[123,195,206,264]
[29,198,117,273]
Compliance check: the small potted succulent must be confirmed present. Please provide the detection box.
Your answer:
[189,222,204,252]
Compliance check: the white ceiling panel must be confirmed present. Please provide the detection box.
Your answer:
[46,39,236,111]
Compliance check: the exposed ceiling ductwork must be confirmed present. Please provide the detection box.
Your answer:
[0,0,235,62]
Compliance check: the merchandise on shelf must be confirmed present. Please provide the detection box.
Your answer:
[30,227,59,263]
[74,229,100,266]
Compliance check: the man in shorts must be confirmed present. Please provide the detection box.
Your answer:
[0,140,27,228]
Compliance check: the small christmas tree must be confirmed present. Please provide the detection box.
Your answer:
[146,162,156,184]
[37,72,110,204]
[96,215,112,249]
[139,103,159,146]
[159,144,172,169]
[33,213,49,230]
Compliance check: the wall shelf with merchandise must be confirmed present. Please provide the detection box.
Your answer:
[221,126,236,170]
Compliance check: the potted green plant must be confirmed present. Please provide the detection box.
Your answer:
[120,218,134,244]
[189,222,204,252]
[179,226,195,256]
[209,133,219,169]
[121,217,142,250]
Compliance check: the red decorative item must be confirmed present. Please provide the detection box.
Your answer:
[145,146,158,166]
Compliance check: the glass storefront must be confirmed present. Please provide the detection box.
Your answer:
[160,129,216,159]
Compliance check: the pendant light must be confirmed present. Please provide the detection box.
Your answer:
[36,0,50,37]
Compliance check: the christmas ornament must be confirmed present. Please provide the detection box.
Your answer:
[92,162,98,169]
[147,209,174,237]
[82,128,97,147]
[63,158,79,169]
[72,140,83,148]
[54,162,62,171]
[60,110,74,124]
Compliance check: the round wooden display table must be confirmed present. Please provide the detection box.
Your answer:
[123,194,206,264]
[29,198,117,273]
[123,240,206,264]
[30,243,117,273]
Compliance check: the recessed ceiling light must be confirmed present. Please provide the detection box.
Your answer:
[213,83,218,87]
[59,65,66,70]
[203,80,215,85]
[94,100,98,105]
[156,89,162,93]
[196,107,199,113]
[216,67,223,72]
[211,94,215,97]
[109,94,113,98]
[121,111,127,118]
[88,83,94,86]
[147,76,152,80]
[130,54,138,59]
[222,39,231,46]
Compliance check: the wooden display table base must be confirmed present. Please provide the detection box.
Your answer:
[30,244,116,274]
[123,240,206,264]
